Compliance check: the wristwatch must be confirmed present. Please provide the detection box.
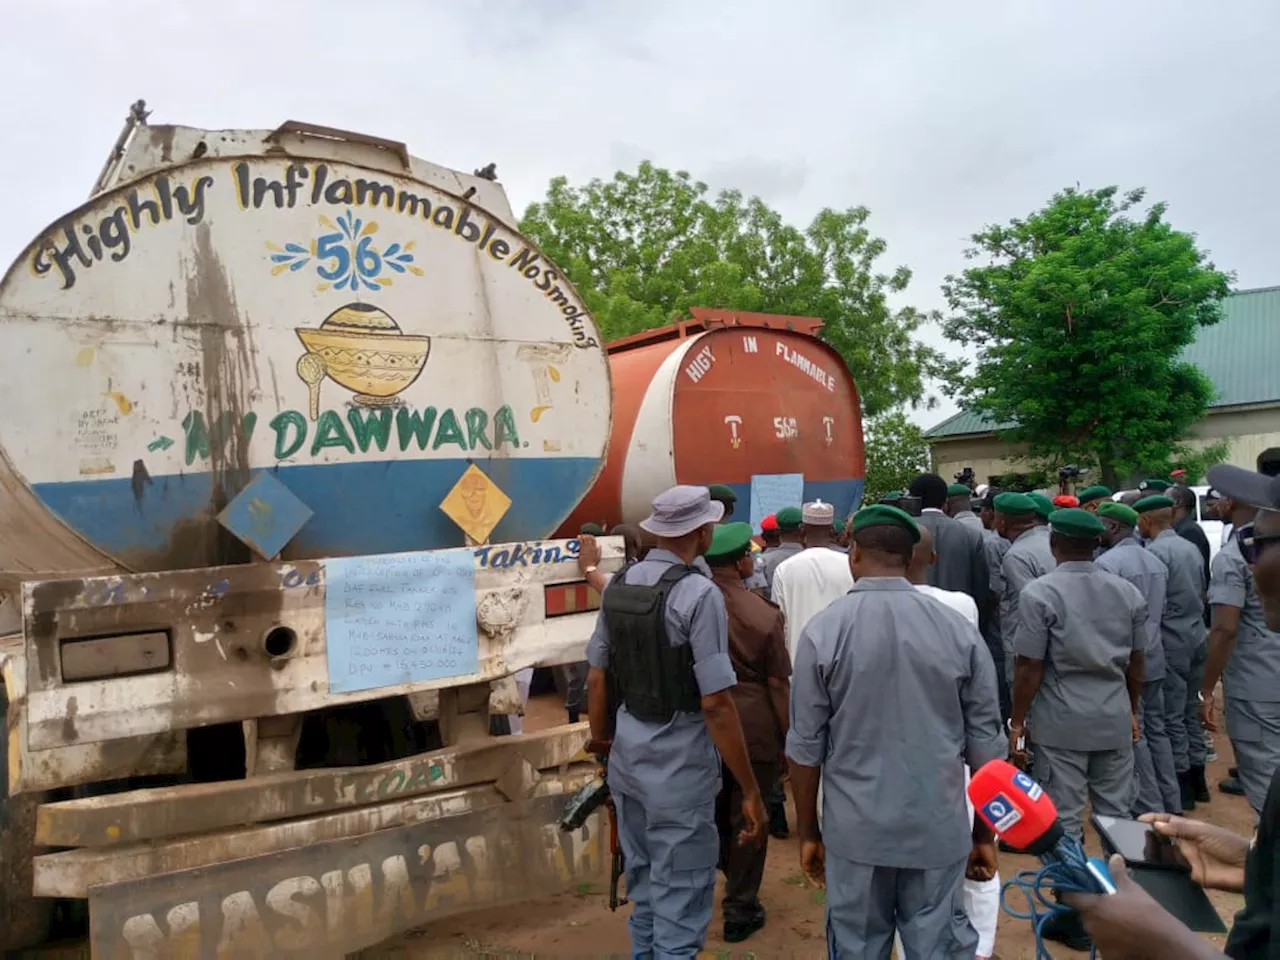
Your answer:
[583,565,598,574]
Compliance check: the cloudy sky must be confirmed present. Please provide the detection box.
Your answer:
[5,0,1278,428]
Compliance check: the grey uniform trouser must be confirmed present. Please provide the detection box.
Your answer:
[1033,743,1135,842]
[1164,642,1208,774]
[1225,697,1280,818]
[613,792,718,958]
[1133,681,1182,815]
[825,851,977,959]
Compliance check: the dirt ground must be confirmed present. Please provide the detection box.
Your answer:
[368,691,1254,959]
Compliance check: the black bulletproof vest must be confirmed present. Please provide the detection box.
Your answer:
[603,562,702,723]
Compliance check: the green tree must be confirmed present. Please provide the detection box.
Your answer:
[861,411,931,502]
[520,163,956,415]
[942,186,1233,490]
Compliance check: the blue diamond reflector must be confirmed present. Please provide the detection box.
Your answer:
[217,472,313,561]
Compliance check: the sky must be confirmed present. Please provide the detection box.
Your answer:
[4,0,1278,430]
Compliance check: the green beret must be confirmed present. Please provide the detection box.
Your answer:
[1134,495,1176,514]
[775,506,803,530]
[947,483,973,497]
[705,521,753,563]
[1139,478,1172,492]
[579,522,604,536]
[993,492,1037,516]
[1049,508,1106,539]
[1028,493,1055,520]
[852,504,921,543]
[708,484,737,504]
[1078,485,1113,505]
[1096,501,1139,527]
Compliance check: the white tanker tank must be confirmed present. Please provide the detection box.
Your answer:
[0,109,611,584]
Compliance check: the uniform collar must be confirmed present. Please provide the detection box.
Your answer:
[1057,560,1095,572]
[1154,528,1179,542]
[923,507,946,515]
[710,566,746,590]
[851,576,916,592]
[646,548,708,575]
[1014,526,1048,544]
[1112,536,1141,551]
[645,548,686,565]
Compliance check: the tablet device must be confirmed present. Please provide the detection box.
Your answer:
[1091,814,1228,934]
[1092,813,1192,871]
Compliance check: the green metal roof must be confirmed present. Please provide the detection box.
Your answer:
[925,286,1280,440]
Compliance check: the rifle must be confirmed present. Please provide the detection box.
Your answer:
[558,738,627,910]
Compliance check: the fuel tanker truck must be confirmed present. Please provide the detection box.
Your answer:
[0,104,623,956]
[559,308,866,534]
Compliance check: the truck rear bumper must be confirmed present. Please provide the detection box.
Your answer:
[80,779,602,957]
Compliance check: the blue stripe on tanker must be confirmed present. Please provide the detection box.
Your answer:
[33,457,601,561]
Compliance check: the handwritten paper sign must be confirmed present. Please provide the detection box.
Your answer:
[324,549,479,694]
[749,473,805,533]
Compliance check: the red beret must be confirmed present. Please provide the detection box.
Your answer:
[1052,494,1080,508]
[761,514,778,531]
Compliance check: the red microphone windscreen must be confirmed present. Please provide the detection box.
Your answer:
[967,759,1060,853]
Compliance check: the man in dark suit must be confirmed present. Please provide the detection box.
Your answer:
[909,474,991,627]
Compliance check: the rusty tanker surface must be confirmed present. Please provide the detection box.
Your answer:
[559,308,866,535]
[0,106,619,957]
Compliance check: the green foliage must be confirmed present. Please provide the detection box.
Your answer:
[1151,441,1231,487]
[990,466,1058,493]
[520,162,957,415]
[861,411,931,502]
[942,186,1233,489]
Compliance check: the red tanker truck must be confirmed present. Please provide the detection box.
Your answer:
[558,308,867,534]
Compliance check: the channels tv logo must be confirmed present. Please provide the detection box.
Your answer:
[1012,770,1044,801]
[981,793,1023,833]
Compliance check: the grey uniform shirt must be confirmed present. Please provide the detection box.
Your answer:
[1096,538,1169,682]
[760,542,803,593]
[1209,538,1280,703]
[1001,526,1057,668]
[586,549,738,808]
[786,578,1006,869]
[1015,561,1146,751]
[1146,528,1207,672]
[983,528,1010,647]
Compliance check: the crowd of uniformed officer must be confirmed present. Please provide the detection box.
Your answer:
[574,468,1280,958]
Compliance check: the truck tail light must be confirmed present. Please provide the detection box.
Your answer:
[544,581,601,618]
[60,630,172,682]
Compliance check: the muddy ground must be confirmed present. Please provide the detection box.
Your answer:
[369,691,1253,959]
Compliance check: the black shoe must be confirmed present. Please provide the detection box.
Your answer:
[1230,766,1239,778]
[1179,772,1197,811]
[1041,909,1092,951]
[724,907,766,943]
[1219,776,1246,796]
[769,802,789,840]
[567,710,580,724]
[1190,765,1211,803]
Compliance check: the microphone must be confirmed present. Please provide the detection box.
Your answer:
[968,759,1116,894]
[968,759,1115,957]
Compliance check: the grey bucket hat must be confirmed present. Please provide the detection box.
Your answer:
[639,485,725,538]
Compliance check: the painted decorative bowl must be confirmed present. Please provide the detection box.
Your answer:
[296,303,431,404]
